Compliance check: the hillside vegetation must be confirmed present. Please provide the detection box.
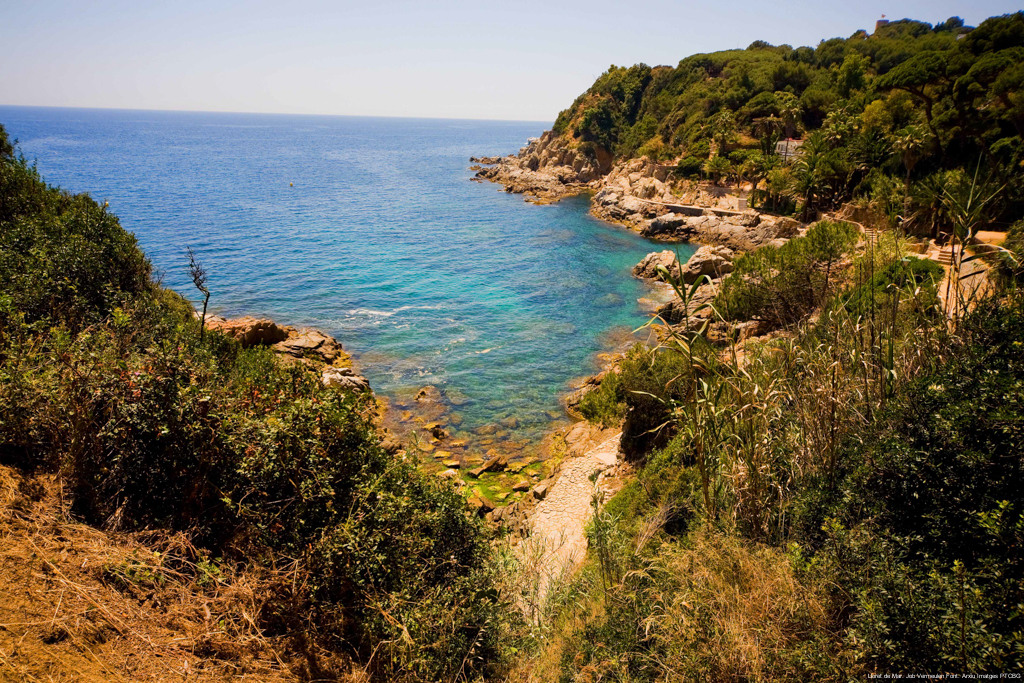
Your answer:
[530,220,1024,679]
[552,12,1023,224]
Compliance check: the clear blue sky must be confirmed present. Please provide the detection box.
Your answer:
[2,0,1021,122]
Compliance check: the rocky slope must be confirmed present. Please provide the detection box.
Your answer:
[473,134,802,252]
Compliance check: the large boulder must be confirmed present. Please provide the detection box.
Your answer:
[273,329,344,364]
[642,212,804,250]
[657,281,719,325]
[618,195,648,215]
[205,316,291,347]
[770,216,802,238]
[632,250,681,281]
[680,245,735,284]
[635,177,665,200]
[321,366,370,392]
[643,212,690,238]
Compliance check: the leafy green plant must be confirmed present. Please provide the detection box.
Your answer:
[715,220,859,327]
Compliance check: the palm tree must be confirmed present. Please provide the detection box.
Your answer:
[793,132,843,221]
[744,152,780,203]
[775,91,803,139]
[708,109,738,155]
[762,166,797,213]
[704,155,732,185]
[891,124,931,218]
[753,115,784,157]
[938,164,1004,321]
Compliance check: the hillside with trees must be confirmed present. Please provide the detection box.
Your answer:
[549,12,1023,226]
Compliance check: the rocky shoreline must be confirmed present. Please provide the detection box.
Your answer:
[205,314,372,391]
[200,132,813,537]
[472,131,810,423]
[472,134,803,252]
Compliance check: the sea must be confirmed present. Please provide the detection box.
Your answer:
[0,106,693,446]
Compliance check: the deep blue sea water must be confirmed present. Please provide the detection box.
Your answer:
[0,106,692,443]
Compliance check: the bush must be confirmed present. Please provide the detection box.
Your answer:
[673,155,705,178]
[0,136,152,329]
[575,371,625,427]
[797,293,1024,673]
[715,220,859,326]
[838,255,943,317]
[576,344,698,458]
[617,344,698,460]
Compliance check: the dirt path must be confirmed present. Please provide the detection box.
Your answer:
[521,432,624,609]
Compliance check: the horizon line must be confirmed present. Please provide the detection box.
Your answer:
[0,102,553,126]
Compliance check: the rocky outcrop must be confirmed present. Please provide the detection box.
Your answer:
[656,281,719,325]
[630,244,737,290]
[640,212,801,251]
[564,370,612,417]
[645,212,691,236]
[632,250,681,281]
[679,245,735,283]
[273,329,345,364]
[322,366,371,392]
[473,130,611,202]
[519,432,625,604]
[205,316,290,346]
[204,315,369,390]
[632,245,735,284]
[473,131,805,254]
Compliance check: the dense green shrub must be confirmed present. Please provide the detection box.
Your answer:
[715,220,859,326]
[0,127,153,329]
[839,255,943,317]
[615,344,696,459]
[797,293,1024,673]
[575,370,624,427]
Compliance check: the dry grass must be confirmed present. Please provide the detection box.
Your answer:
[639,529,831,681]
[0,465,364,682]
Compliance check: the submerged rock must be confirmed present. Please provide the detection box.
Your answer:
[470,454,508,478]
[415,385,444,403]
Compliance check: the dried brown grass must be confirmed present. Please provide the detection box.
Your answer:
[0,465,365,682]
[638,529,831,681]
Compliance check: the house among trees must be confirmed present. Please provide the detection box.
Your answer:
[775,137,804,162]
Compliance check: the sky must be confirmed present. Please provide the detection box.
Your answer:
[2,0,1022,122]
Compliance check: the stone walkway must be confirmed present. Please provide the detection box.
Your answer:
[522,432,623,609]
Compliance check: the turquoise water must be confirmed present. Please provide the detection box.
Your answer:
[1,106,692,441]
